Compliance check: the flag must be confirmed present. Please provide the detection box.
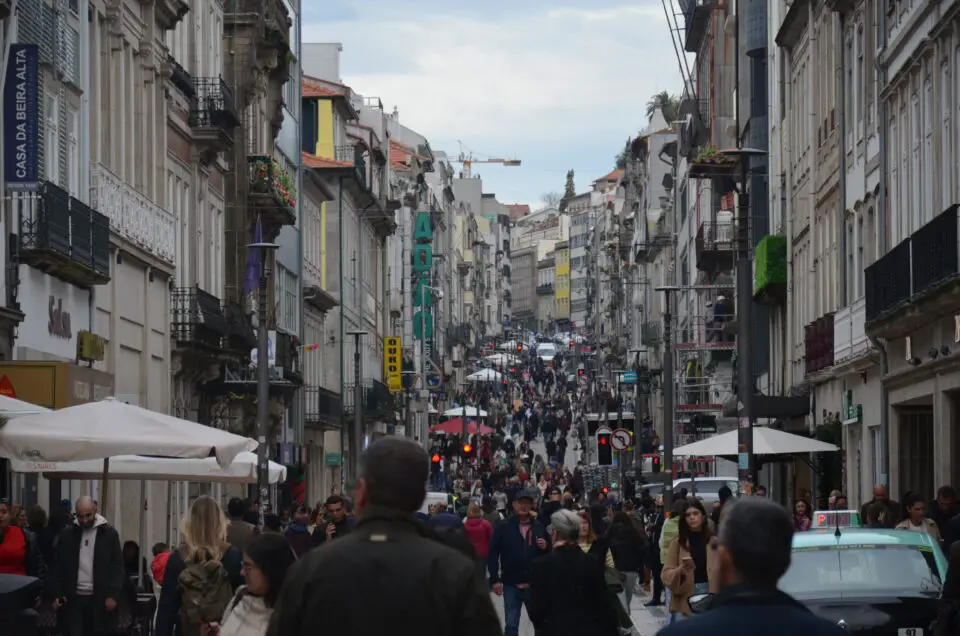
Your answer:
[243,216,263,294]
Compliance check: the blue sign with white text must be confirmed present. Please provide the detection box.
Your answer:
[4,44,40,191]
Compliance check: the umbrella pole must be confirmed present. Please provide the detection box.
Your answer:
[100,458,110,510]
[164,481,172,545]
[138,479,146,589]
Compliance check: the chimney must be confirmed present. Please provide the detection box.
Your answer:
[392,106,399,120]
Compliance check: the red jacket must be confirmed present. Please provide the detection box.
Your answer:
[0,525,27,575]
[463,518,494,559]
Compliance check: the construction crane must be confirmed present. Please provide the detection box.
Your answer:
[453,141,521,179]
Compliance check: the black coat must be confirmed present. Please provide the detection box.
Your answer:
[606,524,645,573]
[267,506,500,636]
[658,586,848,636]
[528,544,619,636]
[50,520,125,634]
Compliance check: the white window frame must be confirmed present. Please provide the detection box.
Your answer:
[46,94,59,184]
[67,106,79,197]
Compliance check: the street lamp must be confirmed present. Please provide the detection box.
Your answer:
[655,284,679,511]
[247,239,279,528]
[418,284,442,448]
[345,330,368,482]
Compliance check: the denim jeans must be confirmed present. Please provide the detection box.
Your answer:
[503,585,532,636]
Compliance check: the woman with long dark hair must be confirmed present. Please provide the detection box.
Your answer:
[209,532,296,636]
[661,499,714,624]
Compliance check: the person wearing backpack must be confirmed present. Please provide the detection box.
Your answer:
[155,496,243,636]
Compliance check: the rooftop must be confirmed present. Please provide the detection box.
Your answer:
[506,204,531,220]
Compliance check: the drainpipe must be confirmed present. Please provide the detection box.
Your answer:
[874,0,890,488]
[337,176,346,491]
[836,11,847,309]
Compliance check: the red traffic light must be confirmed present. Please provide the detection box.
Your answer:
[517,344,523,352]
[578,369,584,376]
[510,367,516,373]
[598,437,608,445]
[431,454,441,463]
[462,444,473,454]
[602,487,609,493]
[569,340,574,347]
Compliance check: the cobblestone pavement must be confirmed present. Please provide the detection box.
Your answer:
[489,584,669,635]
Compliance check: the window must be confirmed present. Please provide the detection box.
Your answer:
[856,26,864,130]
[67,106,79,197]
[45,94,59,184]
[276,264,298,333]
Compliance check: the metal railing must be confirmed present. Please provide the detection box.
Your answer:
[189,76,239,129]
[171,286,228,348]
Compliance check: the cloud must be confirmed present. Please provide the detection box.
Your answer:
[301,1,682,200]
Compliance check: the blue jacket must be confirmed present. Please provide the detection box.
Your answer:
[487,515,550,586]
[429,512,464,531]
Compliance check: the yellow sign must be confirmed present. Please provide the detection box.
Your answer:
[76,330,106,363]
[384,337,402,393]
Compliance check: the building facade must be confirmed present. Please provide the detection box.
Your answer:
[554,240,570,326]
[536,253,555,332]
[511,246,537,331]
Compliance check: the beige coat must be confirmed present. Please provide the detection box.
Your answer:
[661,536,716,615]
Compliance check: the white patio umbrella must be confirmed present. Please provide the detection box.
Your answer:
[673,427,839,456]
[10,451,286,484]
[443,406,487,418]
[0,396,258,506]
[485,353,519,365]
[498,340,519,351]
[0,395,50,418]
[467,368,502,382]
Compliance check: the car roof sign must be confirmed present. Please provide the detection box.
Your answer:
[812,510,861,529]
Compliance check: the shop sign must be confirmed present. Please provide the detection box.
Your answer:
[0,362,114,409]
[76,330,106,363]
[48,296,72,339]
[325,452,342,467]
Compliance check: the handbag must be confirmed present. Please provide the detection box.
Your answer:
[603,566,624,594]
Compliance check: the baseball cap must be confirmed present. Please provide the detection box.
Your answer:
[545,486,561,497]
[516,489,537,501]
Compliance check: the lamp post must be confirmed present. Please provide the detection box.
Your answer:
[418,283,442,448]
[720,145,767,495]
[655,285,679,511]
[346,330,368,482]
[248,239,279,528]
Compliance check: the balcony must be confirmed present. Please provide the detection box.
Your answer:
[343,379,397,421]
[224,300,256,355]
[303,385,342,430]
[171,286,228,351]
[155,0,188,30]
[17,181,111,286]
[335,145,367,190]
[446,323,472,348]
[90,163,176,265]
[687,148,739,179]
[189,77,240,158]
[753,235,787,305]
[248,156,296,228]
[834,296,871,369]
[684,0,719,52]
[536,283,554,296]
[865,205,960,338]
[804,313,835,377]
[695,217,735,272]
[167,55,194,97]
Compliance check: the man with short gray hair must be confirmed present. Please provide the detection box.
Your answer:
[657,497,846,635]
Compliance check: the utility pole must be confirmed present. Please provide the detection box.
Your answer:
[346,330,367,482]
[656,285,679,511]
[249,238,278,527]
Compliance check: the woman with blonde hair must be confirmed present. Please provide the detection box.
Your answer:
[463,502,494,580]
[155,495,244,636]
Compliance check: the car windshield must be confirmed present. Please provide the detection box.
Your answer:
[779,545,943,600]
[675,479,738,499]
[537,344,556,356]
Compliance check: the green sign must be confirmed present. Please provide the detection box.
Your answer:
[325,452,342,467]
[413,211,434,343]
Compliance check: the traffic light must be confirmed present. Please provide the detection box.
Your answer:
[597,432,613,466]
[652,455,661,473]
[517,344,524,352]
[569,340,575,348]
[602,487,609,494]
[462,443,474,457]
[577,368,584,376]
[431,453,441,464]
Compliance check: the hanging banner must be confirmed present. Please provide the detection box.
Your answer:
[4,44,40,191]
[412,211,434,341]
[384,336,402,393]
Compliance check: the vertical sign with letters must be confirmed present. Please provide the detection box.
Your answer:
[384,337,402,393]
[4,44,39,191]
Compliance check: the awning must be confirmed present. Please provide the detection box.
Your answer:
[673,426,839,456]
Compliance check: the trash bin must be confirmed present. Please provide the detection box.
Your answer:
[0,573,42,636]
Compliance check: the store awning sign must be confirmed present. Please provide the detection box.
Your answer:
[4,44,39,191]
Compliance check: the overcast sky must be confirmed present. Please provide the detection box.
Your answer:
[302,0,682,209]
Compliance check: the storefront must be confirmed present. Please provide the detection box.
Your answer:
[15,266,97,361]
[0,360,115,508]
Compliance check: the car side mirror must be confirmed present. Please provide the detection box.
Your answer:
[687,593,714,614]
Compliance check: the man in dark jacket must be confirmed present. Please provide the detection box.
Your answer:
[50,496,125,636]
[538,486,563,523]
[311,494,354,545]
[859,484,899,528]
[225,497,255,553]
[658,498,847,636]
[267,437,500,636]
[488,489,551,636]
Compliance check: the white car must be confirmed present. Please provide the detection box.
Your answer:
[536,342,557,362]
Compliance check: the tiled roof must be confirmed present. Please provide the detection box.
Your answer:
[389,139,418,170]
[302,76,344,99]
[506,204,531,220]
[594,169,625,183]
[301,152,352,169]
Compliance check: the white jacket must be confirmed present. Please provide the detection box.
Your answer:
[219,587,272,636]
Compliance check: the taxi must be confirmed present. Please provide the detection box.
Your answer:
[778,510,946,635]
